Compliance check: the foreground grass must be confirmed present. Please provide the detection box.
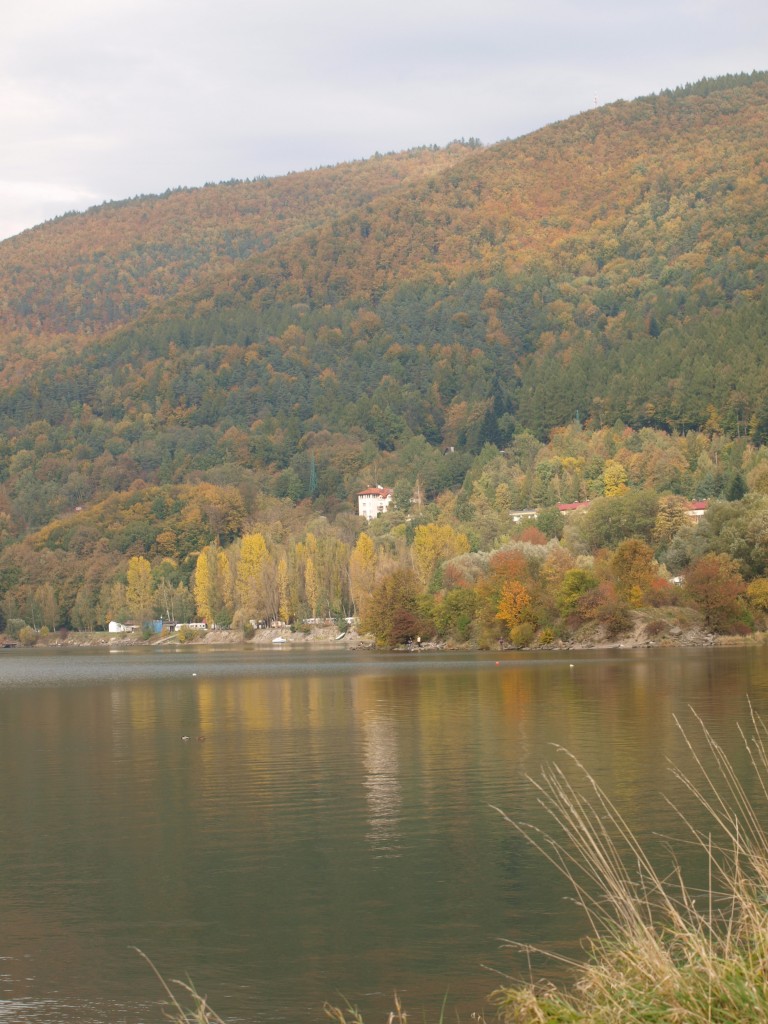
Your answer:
[137,949,227,1024]
[146,709,768,1023]
[492,707,768,1023]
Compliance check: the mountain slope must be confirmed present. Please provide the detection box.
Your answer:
[74,71,768,440]
[1,72,768,542]
[0,142,476,357]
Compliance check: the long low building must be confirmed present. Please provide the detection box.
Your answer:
[509,497,710,521]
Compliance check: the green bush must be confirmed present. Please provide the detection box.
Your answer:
[433,588,477,642]
[509,622,535,648]
[176,625,204,643]
[18,625,38,647]
[557,568,599,615]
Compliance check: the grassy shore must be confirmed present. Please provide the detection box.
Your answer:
[490,708,768,1024]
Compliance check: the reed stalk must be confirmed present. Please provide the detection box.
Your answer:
[136,949,227,1024]
[492,706,768,1023]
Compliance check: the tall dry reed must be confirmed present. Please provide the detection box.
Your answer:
[137,949,227,1024]
[492,707,768,1023]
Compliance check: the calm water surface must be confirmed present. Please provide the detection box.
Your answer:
[1,645,768,1022]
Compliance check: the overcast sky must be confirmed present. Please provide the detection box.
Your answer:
[1,0,765,241]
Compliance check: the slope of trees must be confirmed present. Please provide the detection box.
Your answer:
[2,74,768,629]
[0,143,476,373]
[1,419,768,639]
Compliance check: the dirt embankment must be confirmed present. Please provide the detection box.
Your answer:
[10,624,371,649]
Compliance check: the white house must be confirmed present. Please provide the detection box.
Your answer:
[357,486,393,520]
[685,500,709,522]
[108,620,136,633]
[510,508,539,524]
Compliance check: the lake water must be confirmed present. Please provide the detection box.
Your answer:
[2,645,768,1023]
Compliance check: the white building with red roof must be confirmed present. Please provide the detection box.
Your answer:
[556,501,592,514]
[685,500,709,521]
[357,486,393,520]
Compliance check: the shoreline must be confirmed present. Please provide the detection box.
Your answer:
[3,620,763,652]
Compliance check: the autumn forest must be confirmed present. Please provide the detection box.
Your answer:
[2,72,768,645]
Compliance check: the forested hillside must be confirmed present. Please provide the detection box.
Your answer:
[2,71,768,639]
[0,142,475,366]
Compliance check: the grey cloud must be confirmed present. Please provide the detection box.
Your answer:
[0,0,765,240]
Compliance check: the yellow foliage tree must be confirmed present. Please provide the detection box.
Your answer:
[305,556,319,619]
[412,523,470,587]
[194,545,233,626]
[349,533,377,615]
[235,533,270,621]
[746,577,768,612]
[611,539,657,608]
[277,555,292,624]
[194,549,213,623]
[602,459,628,497]
[33,581,59,631]
[126,555,154,622]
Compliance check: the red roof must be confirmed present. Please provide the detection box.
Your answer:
[358,487,393,498]
[557,501,591,512]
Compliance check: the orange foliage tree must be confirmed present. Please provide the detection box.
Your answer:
[496,580,534,638]
[685,553,747,633]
